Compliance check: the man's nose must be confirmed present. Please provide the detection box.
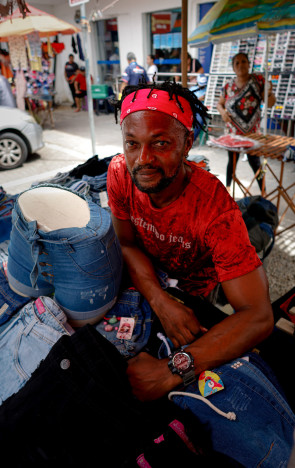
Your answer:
[138,144,153,164]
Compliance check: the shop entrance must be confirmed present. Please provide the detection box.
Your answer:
[95,17,120,89]
[148,8,182,80]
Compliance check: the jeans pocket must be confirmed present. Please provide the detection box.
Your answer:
[66,240,115,279]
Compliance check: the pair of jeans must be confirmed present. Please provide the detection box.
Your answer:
[7,185,123,324]
[170,354,295,467]
[0,296,74,404]
[0,266,30,326]
[95,288,153,358]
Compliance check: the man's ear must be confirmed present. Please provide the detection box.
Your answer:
[185,131,194,155]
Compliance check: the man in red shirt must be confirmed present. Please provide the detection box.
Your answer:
[107,81,274,401]
[74,66,87,112]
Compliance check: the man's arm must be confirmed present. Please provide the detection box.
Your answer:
[127,265,274,401]
[111,214,205,347]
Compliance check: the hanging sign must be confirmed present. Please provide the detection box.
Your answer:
[151,13,171,34]
[69,0,89,7]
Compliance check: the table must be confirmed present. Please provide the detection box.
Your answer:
[231,134,295,236]
[25,93,55,129]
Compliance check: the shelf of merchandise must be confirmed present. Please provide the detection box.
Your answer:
[205,32,295,120]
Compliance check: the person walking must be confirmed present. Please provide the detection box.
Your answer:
[217,52,276,193]
[64,54,79,108]
[120,52,149,92]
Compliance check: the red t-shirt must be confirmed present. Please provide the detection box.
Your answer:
[107,154,262,297]
[75,73,87,91]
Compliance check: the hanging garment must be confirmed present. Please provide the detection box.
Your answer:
[15,69,27,111]
[26,32,42,72]
[76,33,85,61]
[7,36,28,70]
[71,35,77,54]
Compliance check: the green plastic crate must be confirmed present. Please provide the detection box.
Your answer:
[91,84,109,99]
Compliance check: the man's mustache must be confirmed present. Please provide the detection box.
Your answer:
[132,164,164,176]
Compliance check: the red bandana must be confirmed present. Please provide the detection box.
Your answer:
[120,89,194,130]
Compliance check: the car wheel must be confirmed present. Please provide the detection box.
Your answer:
[0,132,28,170]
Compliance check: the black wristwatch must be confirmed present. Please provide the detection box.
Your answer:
[168,348,196,386]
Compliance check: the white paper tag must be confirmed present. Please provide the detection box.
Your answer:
[116,317,135,340]
[99,191,109,208]
[0,303,9,317]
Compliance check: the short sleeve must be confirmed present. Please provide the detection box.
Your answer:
[254,74,265,97]
[121,66,130,83]
[107,156,130,220]
[205,208,262,283]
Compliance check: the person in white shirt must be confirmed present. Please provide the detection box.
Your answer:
[146,54,158,83]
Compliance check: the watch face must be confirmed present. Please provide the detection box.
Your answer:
[173,352,190,371]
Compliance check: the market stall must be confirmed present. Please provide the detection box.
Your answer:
[0,4,79,126]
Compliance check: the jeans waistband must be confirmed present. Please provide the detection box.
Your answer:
[12,185,113,289]
[0,296,73,339]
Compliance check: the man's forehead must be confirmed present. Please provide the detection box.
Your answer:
[122,110,185,134]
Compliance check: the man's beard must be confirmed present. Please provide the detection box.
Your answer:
[129,160,183,194]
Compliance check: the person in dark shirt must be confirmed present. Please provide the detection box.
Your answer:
[64,54,79,108]
[120,52,149,92]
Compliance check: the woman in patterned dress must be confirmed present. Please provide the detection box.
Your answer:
[217,52,276,193]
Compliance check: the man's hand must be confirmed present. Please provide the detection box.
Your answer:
[155,295,207,348]
[127,352,180,401]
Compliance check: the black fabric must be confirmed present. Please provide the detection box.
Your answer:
[69,154,118,179]
[0,324,235,467]
[237,196,278,260]
[71,35,77,54]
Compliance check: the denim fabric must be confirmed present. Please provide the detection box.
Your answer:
[31,171,75,188]
[82,173,107,192]
[82,173,109,209]
[95,288,153,358]
[0,325,151,467]
[170,355,295,467]
[0,217,12,243]
[7,185,123,323]
[0,267,30,326]
[0,296,74,404]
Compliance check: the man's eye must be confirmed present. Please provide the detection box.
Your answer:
[126,141,136,148]
[155,141,168,147]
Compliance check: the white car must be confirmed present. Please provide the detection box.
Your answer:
[0,106,44,170]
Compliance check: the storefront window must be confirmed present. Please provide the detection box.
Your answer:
[149,8,182,78]
[95,18,120,85]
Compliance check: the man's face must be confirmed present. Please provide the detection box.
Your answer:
[122,111,193,194]
[147,55,152,66]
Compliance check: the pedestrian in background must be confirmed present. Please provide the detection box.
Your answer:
[120,52,148,92]
[217,52,275,194]
[146,54,158,82]
[64,54,79,108]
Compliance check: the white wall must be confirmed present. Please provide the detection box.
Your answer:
[30,0,206,103]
